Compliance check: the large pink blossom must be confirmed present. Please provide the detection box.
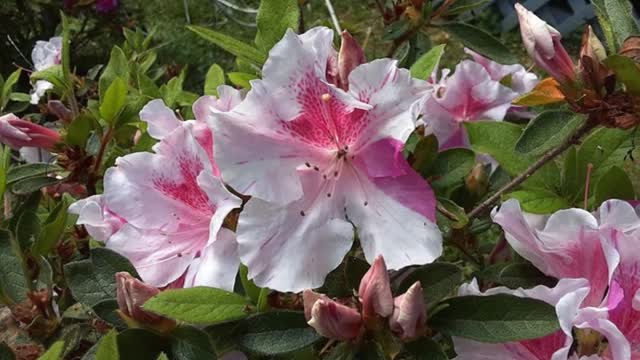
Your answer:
[70,89,243,290]
[452,278,629,360]
[209,27,441,292]
[422,60,519,149]
[491,199,640,358]
[30,37,62,104]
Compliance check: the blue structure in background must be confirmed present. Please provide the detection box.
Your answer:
[465,0,639,35]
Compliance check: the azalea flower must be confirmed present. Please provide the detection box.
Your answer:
[515,3,576,84]
[464,49,538,96]
[70,89,243,289]
[452,278,629,360]
[209,27,441,292]
[492,199,638,306]
[422,60,518,149]
[30,37,62,104]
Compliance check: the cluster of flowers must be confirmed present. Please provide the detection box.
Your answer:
[1,3,639,358]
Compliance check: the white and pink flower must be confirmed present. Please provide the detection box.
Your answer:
[70,88,243,290]
[30,37,62,104]
[209,27,442,292]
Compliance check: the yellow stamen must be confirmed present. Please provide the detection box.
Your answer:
[321,93,331,102]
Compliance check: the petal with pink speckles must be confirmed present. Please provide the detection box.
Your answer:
[104,124,214,231]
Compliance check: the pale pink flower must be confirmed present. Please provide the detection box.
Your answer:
[515,3,576,84]
[210,27,441,292]
[464,48,538,95]
[359,255,394,320]
[452,278,629,360]
[0,113,61,150]
[30,37,62,104]
[492,199,638,307]
[71,92,243,290]
[389,281,426,340]
[423,60,518,149]
[303,290,362,341]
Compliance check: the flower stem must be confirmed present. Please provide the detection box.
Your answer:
[467,120,598,219]
[87,127,114,195]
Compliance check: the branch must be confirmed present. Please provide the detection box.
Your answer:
[467,120,598,219]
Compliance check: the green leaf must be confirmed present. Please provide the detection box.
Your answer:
[429,294,560,343]
[10,176,62,195]
[397,262,463,308]
[64,248,139,307]
[8,93,31,103]
[2,69,22,109]
[93,299,126,328]
[34,199,69,255]
[604,0,639,48]
[437,198,469,229]
[255,0,300,52]
[410,135,439,173]
[506,189,570,214]
[156,354,168,360]
[117,329,167,360]
[441,23,517,64]
[0,342,15,360]
[204,64,225,96]
[445,0,491,15]
[31,66,66,90]
[66,114,94,147]
[465,121,560,189]
[188,26,267,66]
[0,146,11,201]
[7,163,62,185]
[403,338,448,360]
[592,0,617,53]
[515,111,585,154]
[228,72,257,89]
[170,326,216,360]
[96,330,119,360]
[99,47,130,98]
[320,256,369,298]
[595,165,635,206]
[100,78,128,123]
[410,44,446,79]
[0,230,28,303]
[144,287,251,324]
[16,211,40,250]
[428,148,475,191]
[236,311,321,356]
[61,13,71,81]
[496,263,558,289]
[38,341,65,360]
[603,55,640,96]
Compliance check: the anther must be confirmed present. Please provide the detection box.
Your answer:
[300,210,306,216]
[321,93,331,102]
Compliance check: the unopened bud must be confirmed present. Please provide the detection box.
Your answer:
[389,282,427,340]
[358,256,393,320]
[306,294,362,341]
[337,31,366,90]
[115,272,175,331]
[0,114,60,151]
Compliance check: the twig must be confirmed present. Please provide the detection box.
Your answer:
[215,0,258,14]
[324,0,342,34]
[467,120,598,219]
[183,0,192,24]
[362,26,372,51]
[87,127,114,195]
[430,0,457,20]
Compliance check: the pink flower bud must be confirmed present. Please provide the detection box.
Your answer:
[515,3,576,84]
[389,282,427,340]
[47,101,72,123]
[304,290,362,341]
[0,114,60,151]
[337,31,366,90]
[115,272,167,325]
[358,256,393,320]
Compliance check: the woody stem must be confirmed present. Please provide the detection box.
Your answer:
[467,119,598,219]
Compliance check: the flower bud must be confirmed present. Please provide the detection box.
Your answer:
[0,114,60,150]
[115,272,174,329]
[337,31,365,90]
[307,296,362,340]
[579,25,608,93]
[515,4,576,84]
[47,100,72,123]
[358,256,393,320]
[389,282,427,340]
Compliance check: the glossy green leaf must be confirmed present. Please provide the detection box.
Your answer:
[204,64,225,96]
[117,329,167,360]
[410,44,446,79]
[7,163,62,185]
[255,0,300,52]
[66,114,94,147]
[31,65,66,90]
[0,230,28,303]
[236,311,321,356]
[429,294,560,343]
[397,262,463,308]
[95,330,119,360]
[170,326,216,360]
[604,0,639,48]
[10,176,62,195]
[515,111,585,154]
[99,47,130,97]
[594,166,635,206]
[34,199,69,255]
[506,189,570,214]
[100,77,128,123]
[2,69,21,107]
[144,287,251,324]
[442,22,517,64]
[403,338,448,360]
[38,341,65,360]
[603,55,640,96]
[188,26,266,66]
[16,211,40,250]
[228,72,257,89]
[428,148,475,190]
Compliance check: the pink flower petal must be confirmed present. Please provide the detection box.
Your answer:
[139,99,182,140]
[68,195,126,243]
[183,228,240,291]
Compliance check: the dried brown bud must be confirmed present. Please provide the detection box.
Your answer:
[579,25,609,93]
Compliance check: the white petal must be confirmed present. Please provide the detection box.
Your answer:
[139,99,181,140]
